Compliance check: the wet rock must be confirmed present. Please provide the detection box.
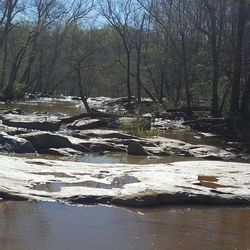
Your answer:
[71,143,93,153]
[2,114,61,131]
[72,129,139,140]
[67,119,108,130]
[90,142,126,153]
[188,145,236,161]
[154,137,237,161]
[0,132,35,153]
[70,132,166,156]
[127,141,149,156]
[68,195,112,205]
[67,135,126,153]
[1,156,250,206]
[19,132,72,149]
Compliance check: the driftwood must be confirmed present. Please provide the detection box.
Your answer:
[61,111,128,123]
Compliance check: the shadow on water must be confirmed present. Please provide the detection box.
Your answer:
[0,201,250,250]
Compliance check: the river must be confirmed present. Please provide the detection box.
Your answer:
[1,97,250,249]
[0,201,250,250]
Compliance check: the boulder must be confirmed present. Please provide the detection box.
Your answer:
[19,132,72,149]
[127,141,149,156]
[67,119,108,130]
[0,132,35,153]
[2,114,61,131]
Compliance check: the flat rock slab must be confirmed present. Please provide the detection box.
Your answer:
[67,119,107,130]
[73,129,140,140]
[152,137,238,160]
[0,155,250,206]
[2,114,61,131]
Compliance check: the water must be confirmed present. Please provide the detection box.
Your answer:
[1,97,250,249]
[0,97,84,116]
[0,201,250,250]
[80,152,197,164]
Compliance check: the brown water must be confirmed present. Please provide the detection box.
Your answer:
[162,130,226,148]
[0,201,250,250]
[0,98,83,116]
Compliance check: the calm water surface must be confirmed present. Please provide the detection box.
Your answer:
[0,98,83,116]
[0,201,250,250]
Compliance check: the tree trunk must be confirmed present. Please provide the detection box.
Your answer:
[136,47,142,103]
[180,32,191,109]
[0,37,8,90]
[159,70,164,102]
[208,5,220,117]
[240,73,250,121]
[76,68,91,113]
[126,50,132,109]
[230,0,247,116]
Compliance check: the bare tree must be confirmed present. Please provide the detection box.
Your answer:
[99,0,138,109]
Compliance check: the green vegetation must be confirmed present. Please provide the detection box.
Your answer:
[120,120,160,138]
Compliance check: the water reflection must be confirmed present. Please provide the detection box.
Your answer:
[0,98,83,117]
[0,201,250,250]
[161,131,225,148]
[76,152,196,165]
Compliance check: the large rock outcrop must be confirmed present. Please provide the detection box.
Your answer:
[2,114,61,131]
[19,132,72,149]
[0,156,250,206]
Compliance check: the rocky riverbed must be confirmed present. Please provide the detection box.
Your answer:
[0,96,250,206]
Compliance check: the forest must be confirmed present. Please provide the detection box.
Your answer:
[0,0,249,122]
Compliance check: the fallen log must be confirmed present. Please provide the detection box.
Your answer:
[61,111,130,123]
